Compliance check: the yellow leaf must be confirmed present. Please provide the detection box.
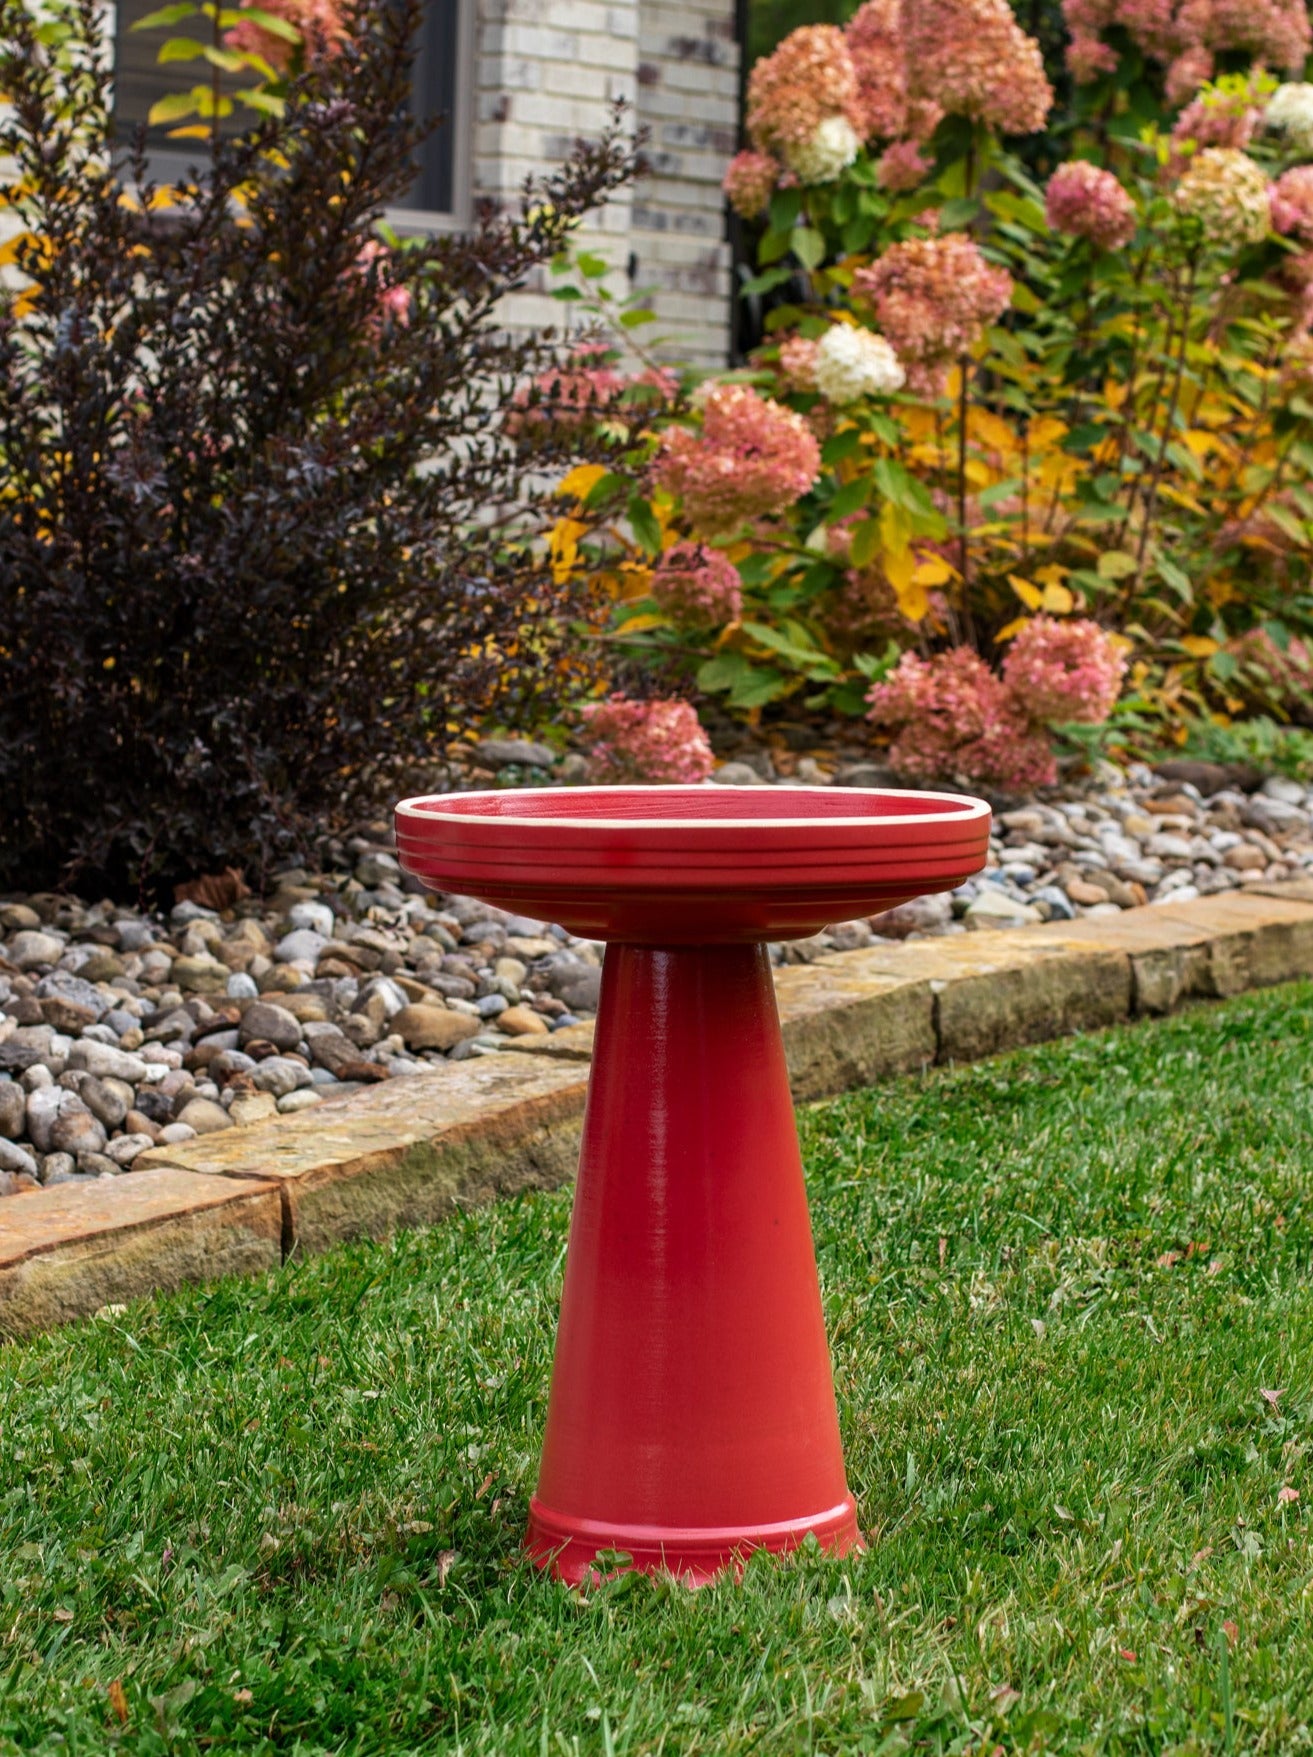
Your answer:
[879,499,913,558]
[967,408,1018,453]
[883,542,930,621]
[995,616,1030,642]
[1033,563,1069,588]
[1041,581,1075,614]
[166,124,214,140]
[913,556,953,586]
[0,231,35,267]
[614,612,667,635]
[556,462,608,501]
[1180,634,1219,657]
[1182,430,1218,459]
[1009,574,1043,610]
[1097,549,1137,581]
[885,543,915,593]
[1102,379,1128,410]
[1028,416,1070,450]
[548,516,588,584]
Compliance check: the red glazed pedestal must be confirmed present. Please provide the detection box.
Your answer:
[395,786,990,1585]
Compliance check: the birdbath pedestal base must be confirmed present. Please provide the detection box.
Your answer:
[396,786,989,1585]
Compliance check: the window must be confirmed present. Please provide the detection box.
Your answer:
[112,0,467,219]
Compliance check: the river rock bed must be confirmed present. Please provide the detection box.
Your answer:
[3,755,1313,1195]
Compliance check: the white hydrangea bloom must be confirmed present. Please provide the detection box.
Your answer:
[1266,83,1313,157]
[784,116,860,186]
[814,325,905,403]
[1173,148,1271,251]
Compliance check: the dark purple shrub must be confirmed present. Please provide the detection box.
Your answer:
[0,0,639,893]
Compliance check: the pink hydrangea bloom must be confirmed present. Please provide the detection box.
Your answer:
[580,696,715,785]
[1171,77,1265,151]
[745,26,864,161]
[516,344,629,433]
[1270,167,1313,243]
[1230,628,1313,707]
[649,543,744,628]
[777,333,820,391]
[354,239,411,333]
[651,384,822,535]
[853,234,1013,396]
[845,0,915,140]
[1002,616,1127,723]
[866,648,1057,791]
[223,0,346,70]
[877,139,933,191]
[1063,0,1308,98]
[1045,161,1138,250]
[1171,0,1309,100]
[902,0,1052,135]
[723,150,780,220]
[508,344,649,436]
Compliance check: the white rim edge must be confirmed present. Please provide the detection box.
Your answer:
[394,784,992,834]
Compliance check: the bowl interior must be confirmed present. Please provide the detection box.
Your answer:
[400,784,985,830]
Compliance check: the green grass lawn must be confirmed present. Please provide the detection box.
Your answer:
[4,985,1313,1755]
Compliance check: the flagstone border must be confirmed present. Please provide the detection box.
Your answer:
[4,880,1313,1339]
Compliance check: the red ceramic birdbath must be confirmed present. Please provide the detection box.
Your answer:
[395,785,990,1586]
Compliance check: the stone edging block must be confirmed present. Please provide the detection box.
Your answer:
[139,1052,589,1261]
[5,884,1313,1338]
[0,1167,281,1338]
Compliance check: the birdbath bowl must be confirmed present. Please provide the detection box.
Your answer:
[396,785,990,1585]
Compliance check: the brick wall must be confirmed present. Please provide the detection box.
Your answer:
[473,0,738,368]
[49,0,739,367]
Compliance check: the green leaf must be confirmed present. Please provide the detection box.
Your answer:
[1153,552,1194,601]
[975,476,1023,511]
[131,2,198,28]
[156,35,206,60]
[821,428,864,467]
[217,4,300,38]
[627,494,662,557]
[768,186,803,233]
[757,226,791,267]
[827,677,872,716]
[828,477,870,522]
[190,85,234,118]
[202,43,248,70]
[790,226,826,271]
[740,624,839,678]
[850,516,881,569]
[937,197,979,230]
[582,471,629,510]
[147,90,201,123]
[738,265,795,299]
[234,86,286,115]
[1265,503,1308,546]
[1097,549,1138,581]
[618,308,657,329]
[696,651,787,708]
[872,458,941,528]
[575,252,610,280]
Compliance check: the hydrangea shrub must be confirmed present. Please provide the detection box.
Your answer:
[553,0,1313,793]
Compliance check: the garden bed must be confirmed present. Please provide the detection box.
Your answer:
[4,757,1313,1197]
[3,981,1313,1752]
[4,878,1313,1337]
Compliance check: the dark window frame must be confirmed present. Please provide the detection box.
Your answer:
[110,0,471,225]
